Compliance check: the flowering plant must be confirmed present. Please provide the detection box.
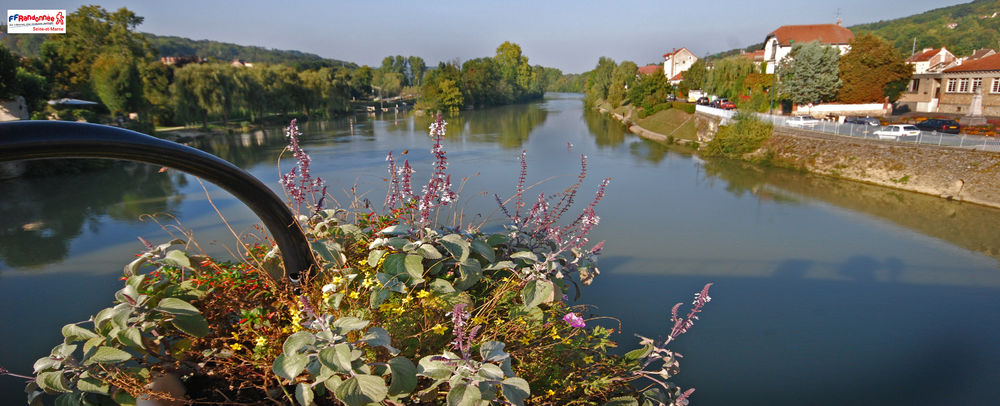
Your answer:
[15,116,712,406]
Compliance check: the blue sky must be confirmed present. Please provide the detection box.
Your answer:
[15,0,970,73]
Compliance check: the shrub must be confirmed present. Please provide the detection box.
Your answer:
[19,117,713,406]
[702,111,773,157]
[671,102,695,114]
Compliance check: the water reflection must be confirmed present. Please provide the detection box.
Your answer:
[0,162,184,270]
[410,102,548,148]
[583,108,626,147]
[699,157,1000,263]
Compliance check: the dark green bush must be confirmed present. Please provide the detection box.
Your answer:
[702,111,773,157]
[672,102,695,114]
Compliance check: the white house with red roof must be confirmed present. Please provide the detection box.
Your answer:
[761,23,854,74]
[906,48,957,74]
[663,48,698,82]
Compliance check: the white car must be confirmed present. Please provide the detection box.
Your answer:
[873,124,921,140]
[786,116,820,127]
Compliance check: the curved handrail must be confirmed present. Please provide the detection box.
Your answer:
[0,120,315,283]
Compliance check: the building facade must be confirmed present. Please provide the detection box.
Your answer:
[762,23,854,74]
[663,48,697,81]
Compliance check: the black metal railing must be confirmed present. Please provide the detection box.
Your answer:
[0,121,315,282]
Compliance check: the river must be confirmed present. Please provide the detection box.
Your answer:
[2,93,999,405]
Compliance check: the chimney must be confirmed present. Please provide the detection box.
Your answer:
[836,18,842,26]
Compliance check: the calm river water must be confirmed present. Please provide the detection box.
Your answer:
[3,93,1000,405]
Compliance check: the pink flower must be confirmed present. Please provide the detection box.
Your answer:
[563,312,586,328]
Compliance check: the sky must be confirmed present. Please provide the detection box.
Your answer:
[12,0,972,73]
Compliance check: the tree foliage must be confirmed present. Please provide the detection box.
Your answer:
[776,41,842,105]
[705,56,758,99]
[837,34,913,103]
[584,57,617,107]
[418,42,543,112]
[680,59,708,94]
[850,0,1000,57]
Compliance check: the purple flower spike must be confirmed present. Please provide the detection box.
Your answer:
[563,312,586,328]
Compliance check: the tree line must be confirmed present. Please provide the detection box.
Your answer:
[582,33,910,114]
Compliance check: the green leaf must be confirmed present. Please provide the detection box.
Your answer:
[604,396,640,406]
[375,272,407,293]
[125,274,145,291]
[447,382,482,406]
[115,284,140,306]
[417,355,455,380]
[404,254,425,283]
[311,240,341,265]
[510,251,537,263]
[439,234,470,262]
[124,253,153,276]
[37,371,71,393]
[171,314,210,337]
[478,381,499,401]
[624,343,655,362]
[453,259,482,291]
[296,382,314,406]
[33,357,61,373]
[479,341,510,362]
[55,393,80,406]
[282,331,316,355]
[332,317,370,334]
[163,250,191,268]
[381,253,411,283]
[387,356,417,396]
[486,234,509,247]
[155,298,201,316]
[323,375,343,393]
[83,346,131,366]
[334,374,388,406]
[77,372,110,395]
[417,243,443,259]
[319,343,354,374]
[501,377,531,406]
[484,261,516,271]
[429,279,456,294]
[360,327,399,355]
[273,353,309,380]
[477,363,505,381]
[471,240,495,263]
[378,224,411,235]
[117,327,143,350]
[112,388,137,405]
[61,324,97,344]
[521,279,553,309]
[50,343,77,359]
[370,288,392,308]
[367,249,386,267]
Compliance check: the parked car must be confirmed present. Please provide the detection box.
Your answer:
[718,99,736,110]
[845,116,881,126]
[786,116,820,127]
[874,124,921,140]
[914,118,960,134]
[696,97,710,105]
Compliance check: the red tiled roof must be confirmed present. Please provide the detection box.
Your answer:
[637,65,661,75]
[906,48,940,63]
[669,73,684,82]
[744,49,765,61]
[969,49,996,60]
[663,47,691,58]
[768,24,854,46]
[945,52,1000,72]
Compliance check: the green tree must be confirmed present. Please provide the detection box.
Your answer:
[0,45,20,99]
[91,52,143,114]
[776,41,842,105]
[408,56,426,87]
[140,61,172,124]
[607,61,638,107]
[584,57,616,106]
[680,59,708,95]
[705,56,757,99]
[837,34,913,103]
[437,79,464,112]
[16,67,50,113]
[628,69,674,110]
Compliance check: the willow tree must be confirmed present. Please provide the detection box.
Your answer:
[837,34,913,103]
[705,56,757,99]
[776,41,841,105]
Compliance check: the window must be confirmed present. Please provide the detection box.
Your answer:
[958,78,970,93]
[908,79,920,92]
[992,78,1000,93]
[973,78,983,92]
[947,78,958,92]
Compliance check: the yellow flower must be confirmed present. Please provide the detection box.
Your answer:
[392,306,405,315]
[229,343,243,351]
[416,290,430,299]
[550,327,561,340]
[471,316,487,325]
[431,324,448,334]
[231,332,240,340]
[254,336,267,347]
[322,292,331,301]
[546,389,555,396]
[361,278,374,289]
[401,296,412,304]
[349,291,360,299]
[583,355,594,364]
[330,276,345,285]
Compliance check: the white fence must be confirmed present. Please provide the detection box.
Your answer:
[695,105,1000,152]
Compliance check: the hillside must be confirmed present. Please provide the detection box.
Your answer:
[850,0,1000,56]
[0,26,357,69]
[706,0,1000,60]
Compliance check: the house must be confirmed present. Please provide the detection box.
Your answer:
[742,49,766,68]
[637,65,661,76]
[231,59,254,68]
[906,48,957,74]
[662,48,698,81]
[761,23,854,74]
[668,72,684,86]
[897,49,1000,115]
[159,56,205,67]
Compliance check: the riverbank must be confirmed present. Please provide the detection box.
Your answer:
[596,104,1000,209]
